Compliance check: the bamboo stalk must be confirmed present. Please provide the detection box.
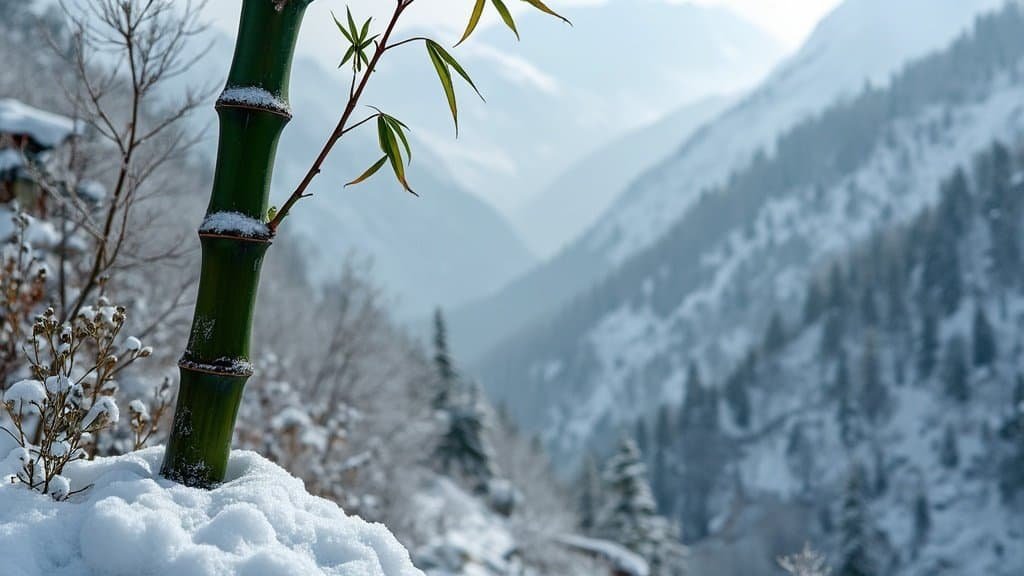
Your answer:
[160,0,312,487]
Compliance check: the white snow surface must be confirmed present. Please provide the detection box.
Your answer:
[555,534,649,576]
[0,446,423,576]
[0,98,81,148]
[200,211,271,239]
[589,0,1004,264]
[218,86,290,115]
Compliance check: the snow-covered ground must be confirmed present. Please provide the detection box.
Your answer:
[0,446,423,576]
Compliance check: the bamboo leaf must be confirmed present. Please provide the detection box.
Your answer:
[345,156,388,187]
[339,45,355,68]
[428,40,484,101]
[378,117,416,194]
[426,43,459,134]
[346,7,359,39]
[522,0,571,24]
[490,0,520,40]
[457,0,487,46]
[332,11,354,43]
[383,116,412,162]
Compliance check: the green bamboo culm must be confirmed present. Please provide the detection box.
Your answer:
[161,0,313,487]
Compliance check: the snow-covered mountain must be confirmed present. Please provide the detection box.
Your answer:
[514,95,733,259]
[476,1,1024,464]
[450,0,1006,360]
[359,0,784,219]
[647,136,1024,575]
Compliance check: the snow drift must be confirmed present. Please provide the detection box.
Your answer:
[0,446,424,576]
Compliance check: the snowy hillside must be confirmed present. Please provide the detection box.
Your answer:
[478,4,1024,470]
[450,0,1007,361]
[640,139,1024,575]
[514,95,733,259]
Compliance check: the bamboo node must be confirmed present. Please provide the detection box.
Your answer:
[179,356,255,377]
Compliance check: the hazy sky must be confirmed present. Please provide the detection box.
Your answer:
[205,0,844,61]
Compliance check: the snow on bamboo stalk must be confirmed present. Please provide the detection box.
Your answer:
[160,0,311,487]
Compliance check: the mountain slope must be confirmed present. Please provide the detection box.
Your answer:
[476,3,1024,467]
[645,139,1024,575]
[450,0,1006,361]
[359,0,784,218]
[514,95,733,259]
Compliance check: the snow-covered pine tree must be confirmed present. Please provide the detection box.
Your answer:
[942,335,969,403]
[434,380,498,493]
[837,465,876,576]
[578,455,602,533]
[598,438,687,576]
[972,306,996,368]
[939,424,959,469]
[432,308,457,410]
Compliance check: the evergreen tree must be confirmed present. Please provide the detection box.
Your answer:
[434,380,498,492]
[804,280,825,325]
[578,456,602,533]
[764,311,786,353]
[939,425,959,469]
[786,422,814,493]
[917,311,938,379]
[859,336,887,422]
[652,406,674,508]
[911,489,931,555]
[724,370,751,429]
[432,308,457,410]
[972,306,996,368]
[942,335,969,403]
[837,465,876,576]
[599,438,688,576]
[821,310,846,358]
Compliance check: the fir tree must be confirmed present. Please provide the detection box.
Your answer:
[939,425,959,469]
[859,336,886,422]
[599,438,688,576]
[578,455,602,533]
[942,335,969,403]
[724,370,751,429]
[911,489,931,555]
[764,311,786,353]
[837,465,875,576]
[917,311,938,380]
[432,308,457,410]
[972,306,996,368]
[434,382,498,492]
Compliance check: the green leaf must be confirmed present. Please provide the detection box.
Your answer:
[490,0,519,40]
[339,45,355,68]
[332,11,354,43]
[346,7,359,39]
[345,156,388,187]
[457,0,486,46]
[378,117,416,195]
[427,40,484,101]
[383,116,412,162]
[522,0,571,24]
[426,43,459,134]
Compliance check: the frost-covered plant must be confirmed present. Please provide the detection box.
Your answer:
[778,543,832,576]
[0,212,49,381]
[1,301,152,499]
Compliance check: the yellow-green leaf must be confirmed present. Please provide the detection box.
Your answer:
[378,117,416,195]
[522,0,570,24]
[345,156,388,187]
[332,11,354,43]
[426,43,459,134]
[427,40,484,101]
[457,0,487,46]
[491,0,519,40]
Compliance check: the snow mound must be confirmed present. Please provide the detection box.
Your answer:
[0,98,81,149]
[0,446,424,576]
